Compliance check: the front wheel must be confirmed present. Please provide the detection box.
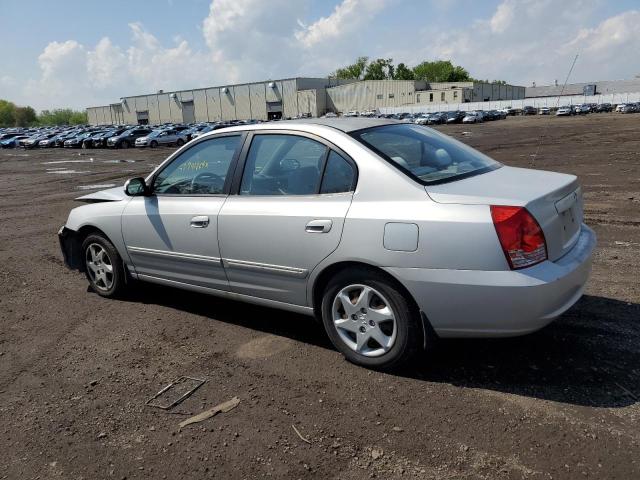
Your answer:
[150,140,158,148]
[121,140,130,149]
[176,138,184,146]
[81,233,127,298]
[321,268,423,370]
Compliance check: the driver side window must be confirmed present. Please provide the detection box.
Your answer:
[153,135,241,195]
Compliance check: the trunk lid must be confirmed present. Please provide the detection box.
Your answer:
[426,166,583,261]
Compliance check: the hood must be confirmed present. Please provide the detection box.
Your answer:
[75,186,128,203]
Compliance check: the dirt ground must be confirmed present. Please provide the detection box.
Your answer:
[0,114,638,480]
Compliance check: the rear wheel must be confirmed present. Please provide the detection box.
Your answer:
[81,233,127,298]
[321,268,422,370]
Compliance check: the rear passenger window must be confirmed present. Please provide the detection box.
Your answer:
[240,134,327,195]
[320,151,355,194]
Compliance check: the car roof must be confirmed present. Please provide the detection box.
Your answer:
[279,117,399,133]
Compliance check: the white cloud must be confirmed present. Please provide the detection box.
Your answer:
[87,37,127,89]
[489,1,514,33]
[412,1,640,86]
[295,0,388,48]
[6,0,640,111]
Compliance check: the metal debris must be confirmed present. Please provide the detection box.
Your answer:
[146,376,206,410]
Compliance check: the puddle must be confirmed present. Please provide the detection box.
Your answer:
[77,184,117,190]
[48,170,91,174]
[102,159,136,164]
[42,159,94,165]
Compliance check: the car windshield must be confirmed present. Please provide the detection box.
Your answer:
[351,124,501,185]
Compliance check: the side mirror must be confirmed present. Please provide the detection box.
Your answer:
[124,177,149,196]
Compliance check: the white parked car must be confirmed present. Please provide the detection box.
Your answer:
[462,112,483,124]
[556,106,573,116]
[58,119,595,369]
[538,107,550,115]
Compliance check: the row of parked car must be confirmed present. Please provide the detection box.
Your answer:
[340,101,638,121]
[340,109,509,125]
[0,121,251,149]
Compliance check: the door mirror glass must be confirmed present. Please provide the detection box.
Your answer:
[124,177,148,196]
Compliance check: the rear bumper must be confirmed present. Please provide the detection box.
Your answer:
[385,224,596,338]
[58,226,82,270]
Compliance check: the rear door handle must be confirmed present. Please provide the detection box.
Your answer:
[190,215,210,228]
[305,219,332,233]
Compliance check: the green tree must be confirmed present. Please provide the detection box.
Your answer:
[412,60,472,83]
[364,58,395,80]
[393,63,414,80]
[330,56,369,80]
[37,108,87,126]
[0,99,16,127]
[14,106,37,127]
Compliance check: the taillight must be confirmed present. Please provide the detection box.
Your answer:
[490,205,547,270]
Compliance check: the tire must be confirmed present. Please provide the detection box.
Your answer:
[150,140,158,148]
[81,233,127,298]
[121,140,129,149]
[321,268,423,370]
[176,138,184,147]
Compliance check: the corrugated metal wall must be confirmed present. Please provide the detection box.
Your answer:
[327,81,418,113]
[380,91,640,114]
[281,79,298,118]
[193,89,209,122]
[86,78,534,125]
[249,84,267,120]
[233,85,251,120]
[205,88,222,121]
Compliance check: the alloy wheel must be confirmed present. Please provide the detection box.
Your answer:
[85,243,114,291]
[332,284,397,357]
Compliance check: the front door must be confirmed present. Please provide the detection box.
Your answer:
[219,132,357,306]
[122,134,243,290]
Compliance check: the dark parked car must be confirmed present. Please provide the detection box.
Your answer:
[426,112,447,125]
[92,128,127,148]
[596,103,612,113]
[445,111,465,124]
[522,106,537,115]
[64,132,93,148]
[106,127,153,148]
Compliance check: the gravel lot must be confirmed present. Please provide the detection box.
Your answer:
[1,114,638,479]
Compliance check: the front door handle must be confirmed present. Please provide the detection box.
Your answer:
[305,219,332,233]
[190,215,210,228]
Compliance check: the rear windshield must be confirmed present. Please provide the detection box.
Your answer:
[351,124,500,185]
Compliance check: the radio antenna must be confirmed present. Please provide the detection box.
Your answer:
[530,53,579,165]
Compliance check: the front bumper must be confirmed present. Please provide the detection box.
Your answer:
[385,224,596,338]
[58,226,82,270]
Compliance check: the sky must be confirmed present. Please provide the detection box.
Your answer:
[1,0,639,111]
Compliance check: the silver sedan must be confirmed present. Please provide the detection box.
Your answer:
[58,119,596,369]
[135,129,188,148]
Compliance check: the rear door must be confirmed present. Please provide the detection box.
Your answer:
[218,131,357,306]
[122,133,244,290]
